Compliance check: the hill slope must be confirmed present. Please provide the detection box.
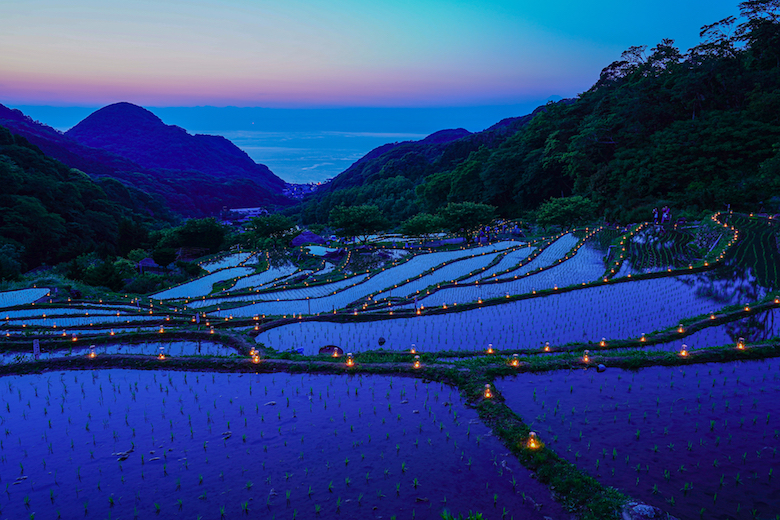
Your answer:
[66,102,285,192]
[296,4,780,224]
[0,104,290,217]
[0,126,159,273]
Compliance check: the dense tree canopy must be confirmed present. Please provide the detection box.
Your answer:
[293,0,780,224]
[0,126,155,276]
[329,205,390,244]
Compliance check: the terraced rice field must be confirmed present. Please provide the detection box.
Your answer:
[2,213,779,520]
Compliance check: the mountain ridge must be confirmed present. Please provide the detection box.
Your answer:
[0,103,291,217]
[66,102,285,192]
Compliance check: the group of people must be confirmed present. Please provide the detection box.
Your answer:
[652,206,672,225]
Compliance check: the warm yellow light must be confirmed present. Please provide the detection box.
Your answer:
[737,337,745,350]
[346,353,355,367]
[599,338,606,347]
[677,324,684,334]
[526,431,541,450]
[679,344,688,357]
[582,350,590,363]
[510,354,519,367]
[543,342,550,352]
[486,343,494,354]
[252,354,260,364]
[483,384,493,399]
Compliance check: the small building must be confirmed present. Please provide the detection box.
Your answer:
[137,258,166,275]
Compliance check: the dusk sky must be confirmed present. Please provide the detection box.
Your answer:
[2,0,738,108]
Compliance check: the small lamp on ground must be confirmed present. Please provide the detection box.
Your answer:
[88,345,96,359]
[510,354,520,367]
[413,355,421,369]
[410,343,416,354]
[486,343,494,355]
[599,338,606,347]
[737,337,745,350]
[158,346,165,360]
[526,431,541,450]
[679,344,688,357]
[582,350,590,363]
[346,352,355,367]
[543,341,550,352]
[483,384,493,399]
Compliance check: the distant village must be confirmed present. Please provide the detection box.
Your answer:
[219,181,329,225]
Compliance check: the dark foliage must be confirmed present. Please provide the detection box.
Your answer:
[294,2,780,224]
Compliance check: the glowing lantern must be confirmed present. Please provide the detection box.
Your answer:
[158,347,165,360]
[679,344,688,357]
[526,431,541,450]
[209,327,214,334]
[543,342,550,352]
[599,338,606,348]
[88,345,96,359]
[582,350,590,363]
[413,355,421,369]
[640,333,646,343]
[710,312,716,320]
[346,353,355,367]
[677,324,685,334]
[510,354,520,367]
[159,326,164,334]
[410,344,416,354]
[486,343,494,355]
[110,329,115,336]
[744,305,750,312]
[737,337,745,350]
[483,384,493,399]
[252,354,260,364]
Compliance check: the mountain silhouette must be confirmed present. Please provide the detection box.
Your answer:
[66,102,284,192]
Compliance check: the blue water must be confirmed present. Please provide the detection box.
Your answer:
[205,129,426,184]
[15,104,548,184]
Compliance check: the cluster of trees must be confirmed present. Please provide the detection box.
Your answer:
[328,202,498,243]
[0,126,160,279]
[0,129,235,290]
[294,0,780,225]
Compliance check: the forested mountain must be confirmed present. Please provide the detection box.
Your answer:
[295,113,537,224]
[66,102,285,192]
[0,126,161,274]
[0,103,291,217]
[296,1,780,224]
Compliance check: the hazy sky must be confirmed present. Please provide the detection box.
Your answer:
[1,0,738,108]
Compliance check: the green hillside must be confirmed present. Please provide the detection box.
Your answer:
[0,126,168,277]
[295,1,780,225]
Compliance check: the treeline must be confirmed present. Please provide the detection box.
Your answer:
[0,126,168,279]
[294,0,780,225]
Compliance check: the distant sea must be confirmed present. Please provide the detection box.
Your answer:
[193,129,426,184]
[14,102,554,185]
